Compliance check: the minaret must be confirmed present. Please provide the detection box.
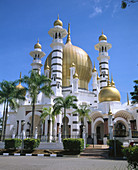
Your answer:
[30,39,45,75]
[48,15,67,96]
[92,62,98,104]
[45,62,50,78]
[70,62,76,86]
[95,31,112,89]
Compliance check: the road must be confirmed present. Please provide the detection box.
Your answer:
[0,156,128,170]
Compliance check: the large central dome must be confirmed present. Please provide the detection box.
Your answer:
[44,24,92,90]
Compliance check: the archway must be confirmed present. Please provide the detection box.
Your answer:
[61,116,70,138]
[96,122,104,144]
[114,121,127,137]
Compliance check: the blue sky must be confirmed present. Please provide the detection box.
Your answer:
[0,0,137,112]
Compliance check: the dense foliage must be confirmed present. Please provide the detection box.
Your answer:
[123,146,138,169]
[63,138,84,153]
[23,138,40,150]
[5,138,22,149]
[130,80,138,104]
[107,139,123,157]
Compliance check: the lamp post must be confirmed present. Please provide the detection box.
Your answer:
[113,120,116,158]
[21,120,25,154]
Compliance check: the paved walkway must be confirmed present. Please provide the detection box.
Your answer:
[0,156,128,170]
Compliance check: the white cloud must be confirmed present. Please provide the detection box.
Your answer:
[89,7,102,18]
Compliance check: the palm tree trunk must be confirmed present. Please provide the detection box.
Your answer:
[64,108,66,138]
[31,100,35,137]
[1,102,6,141]
[3,101,8,140]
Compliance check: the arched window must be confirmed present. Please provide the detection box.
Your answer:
[59,32,61,39]
[105,47,107,52]
[102,46,104,52]
[55,32,57,39]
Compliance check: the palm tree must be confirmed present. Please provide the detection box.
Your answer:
[74,104,91,126]
[40,107,55,141]
[73,104,91,137]
[22,71,54,137]
[53,95,78,138]
[0,80,26,140]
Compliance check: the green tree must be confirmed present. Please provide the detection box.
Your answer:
[22,71,54,137]
[53,95,78,138]
[0,80,26,140]
[40,107,55,141]
[121,0,138,9]
[130,80,138,104]
[73,104,91,126]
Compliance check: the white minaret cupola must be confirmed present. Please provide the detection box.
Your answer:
[30,39,45,75]
[48,15,67,96]
[95,31,112,90]
[70,62,76,86]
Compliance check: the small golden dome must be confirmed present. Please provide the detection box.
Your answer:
[97,73,100,81]
[98,86,121,103]
[73,72,78,79]
[71,62,75,67]
[54,15,63,27]
[45,64,50,70]
[99,31,107,41]
[92,62,97,72]
[16,72,24,89]
[34,39,42,49]
[111,74,115,87]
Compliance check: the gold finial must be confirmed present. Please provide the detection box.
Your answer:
[111,73,115,87]
[102,30,103,34]
[107,72,111,86]
[34,39,42,49]
[20,72,22,80]
[66,23,71,44]
[108,105,112,115]
[92,61,97,72]
[54,14,63,27]
[58,14,59,20]
[37,38,39,43]
[73,70,78,79]
[97,73,100,81]
[127,93,129,105]
[71,62,75,67]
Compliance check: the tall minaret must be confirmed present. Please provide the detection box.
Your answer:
[95,31,112,89]
[48,15,67,96]
[30,39,45,74]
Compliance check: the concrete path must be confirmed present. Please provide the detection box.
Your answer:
[0,156,128,170]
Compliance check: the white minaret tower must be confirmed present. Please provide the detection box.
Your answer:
[95,32,112,89]
[48,15,67,96]
[30,40,45,74]
[92,62,98,104]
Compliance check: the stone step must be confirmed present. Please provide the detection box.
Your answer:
[37,142,63,150]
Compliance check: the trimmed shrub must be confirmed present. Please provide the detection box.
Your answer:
[63,138,84,153]
[5,138,22,149]
[107,139,123,157]
[23,138,40,150]
[123,146,138,169]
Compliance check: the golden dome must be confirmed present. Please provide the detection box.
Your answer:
[34,39,42,49]
[98,86,121,103]
[54,15,63,27]
[73,72,78,79]
[16,72,26,96]
[44,24,92,90]
[45,64,50,70]
[99,31,107,41]
[92,62,97,72]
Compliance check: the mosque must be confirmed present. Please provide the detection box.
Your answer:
[6,17,138,145]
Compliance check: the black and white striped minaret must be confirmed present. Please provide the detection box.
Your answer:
[95,31,112,89]
[48,15,67,96]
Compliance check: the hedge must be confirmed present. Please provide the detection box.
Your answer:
[23,138,40,150]
[63,138,84,153]
[5,138,22,149]
[107,139,123,157]
[123,146,138,169]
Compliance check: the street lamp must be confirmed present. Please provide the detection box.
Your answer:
[21,120,25,154]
